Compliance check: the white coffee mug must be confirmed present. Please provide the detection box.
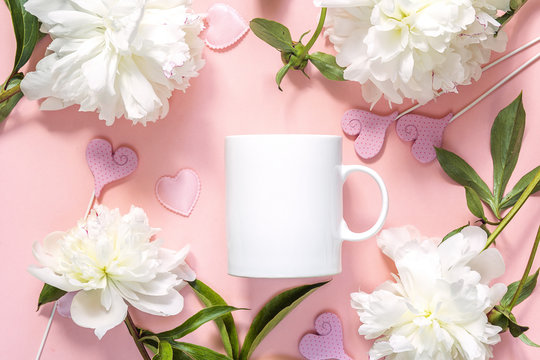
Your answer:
[225,135,388,278]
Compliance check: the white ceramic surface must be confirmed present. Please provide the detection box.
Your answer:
[225,135,389,278]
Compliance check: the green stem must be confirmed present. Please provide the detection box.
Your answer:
[125,312,152,360]
[509,225,540,310]
[0,82,21,103]
[484,168,540,250]
[293,7,327,67]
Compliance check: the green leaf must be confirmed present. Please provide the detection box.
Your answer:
[171,342,232,360]
[0,74,23,122]
[501,269,539,308]
[275,63,291,91]
[465,187,486,220]
[149,306,242,340]
[5,0,40,74]
[189,280,239,359]
[508,314,529,337]
[500,166,540,209]
[491,93,526,207]
[249,18,294,53]
[37,284,66,310]
[308,52,345,81]
[442,224,469,243]
[435,147,496,211]
[239,281,328,360]
[153,341,173,360]
[519,333,540,347]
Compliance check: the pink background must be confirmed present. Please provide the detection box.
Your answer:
[1,1,539,359]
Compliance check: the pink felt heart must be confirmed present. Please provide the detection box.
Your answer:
[299,313,352,360]
[205,3,249,50]
[396,113,452,163]
[86,139,138,197]
[155,169,201,216]
[342,110,398,159]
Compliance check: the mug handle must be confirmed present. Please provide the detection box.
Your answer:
[339,165,389,241]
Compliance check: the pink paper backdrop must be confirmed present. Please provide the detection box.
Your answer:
[1,1,539,359]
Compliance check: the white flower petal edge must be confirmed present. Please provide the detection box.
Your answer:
[21,0,205,125]
[352,226,506,360]
[28,205,195,339]
[316,0,509,105]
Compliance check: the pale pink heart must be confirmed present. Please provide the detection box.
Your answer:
[86,139,138,197]
[155,169,201,216]
[396,113,452,163]
[342,109,398,159]
[299,312,352,360]
[205,3,249,50]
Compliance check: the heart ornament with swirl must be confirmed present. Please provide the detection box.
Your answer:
[86,139,138,197]
[299,312,352,360]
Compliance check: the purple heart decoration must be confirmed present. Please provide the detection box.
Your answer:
[299,312,352,360]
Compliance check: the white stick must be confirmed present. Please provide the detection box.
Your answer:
[396,36,540,120]
[451,52,540,122]
[35,191,96,360]
[35,302,57,360]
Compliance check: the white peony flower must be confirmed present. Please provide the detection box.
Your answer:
[351,226,507,360]
[28,205,196,339]
[315,0,509,105]
[21,0,205,125]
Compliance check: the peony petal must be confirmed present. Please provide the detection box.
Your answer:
[70,289,127,339]
[57,292,77,318]
[28,266,81,292]
[467,248,505,284]
[128,290,184,316]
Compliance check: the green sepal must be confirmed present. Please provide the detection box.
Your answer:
[496,0,528,28]
[153,341,173,360]
[501,269,539,308]
[37,283,67,310]
[0,74,24,122]
[489,305,529,337]
[519,333,540,347]
[171,342,232,360]
[500,166,540,209]
[465,187,486,220]
[435,147,496,212]
[441,224,469,243]
[239,281,328,360]
[249,18,294,53]
[491,93,525,208]
[308,52,345,81]
[145,306,242,341]
[188,280,240,360]
[275,63,292,91]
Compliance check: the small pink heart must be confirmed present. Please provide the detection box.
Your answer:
[396,113,452,163]
[155,169,201,216]
[342,109,398,159]
[299,312,352,360]
[86,139,138,197]
[205,3,249,50]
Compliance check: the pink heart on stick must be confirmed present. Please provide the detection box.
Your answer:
[155,169,201,217]
[299,312,352,360]
[396,113,452,163]
[86,139,138,197]
[205,3,249,50]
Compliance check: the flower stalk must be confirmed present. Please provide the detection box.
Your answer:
[0,82,21,103]
[292,8,327,69]
[484,168,540,250]
[125,312,152,360]
[508,225,540,310]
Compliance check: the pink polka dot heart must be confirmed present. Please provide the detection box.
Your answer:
[85,139,138,197]
[299,312,352,360]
